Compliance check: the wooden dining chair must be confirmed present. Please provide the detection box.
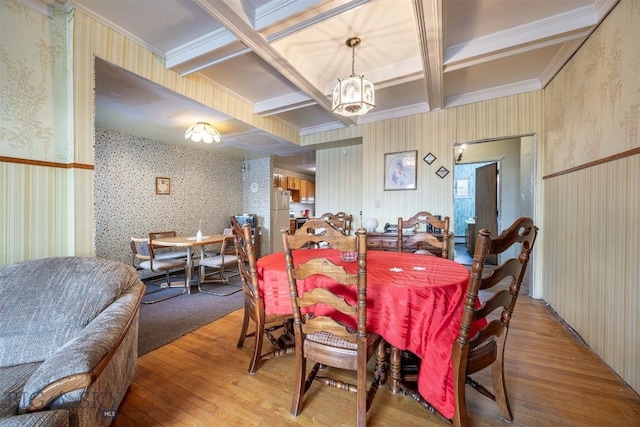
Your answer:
[398,211,449,257]
[318,211,353,235]
[233,217,295,374]
[451,217,538,427]
[135,231,190,304]
[404,215,450,259]
[282,219,386,427]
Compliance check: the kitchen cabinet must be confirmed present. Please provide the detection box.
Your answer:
[273,174,287,189]
[287,176,301,191]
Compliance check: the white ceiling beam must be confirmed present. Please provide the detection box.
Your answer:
[255,92,316,117]
[195,0,356,126]
[413,0,444,110]
[445,4,598,67]
[168,0,371,76]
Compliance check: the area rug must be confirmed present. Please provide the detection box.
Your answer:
[137,274,244,355]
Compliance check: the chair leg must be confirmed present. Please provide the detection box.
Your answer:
[290,346,307,417]
[142,271,186,304]
[197,264,242,296]
[492,359,513,421]
[248,317,266,374]
[236,303,251,349]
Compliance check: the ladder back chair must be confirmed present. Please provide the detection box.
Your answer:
[282,219,386,427]
[318,211,353,235]
[233,217,294,374]
[398,211,450,258]
[452,217,538,427]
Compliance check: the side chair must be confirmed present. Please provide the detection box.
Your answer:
[398,211,449,258]
[318,211,353,235]
[132,231,190,304]
[451,216,538,426]
[282,219,386,427]
[233,217,294,374]
[404,215,450,259]
[197,229,241,296]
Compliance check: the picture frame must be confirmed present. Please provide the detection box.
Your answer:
[435,166,450,179]
[423,152,436,165]
[384,150,417,191]
[454,178,470,198]
[155,177,171,195]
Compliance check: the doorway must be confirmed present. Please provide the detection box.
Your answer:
[452,136,535,274]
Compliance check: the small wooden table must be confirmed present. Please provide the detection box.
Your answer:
[151,233,231,294]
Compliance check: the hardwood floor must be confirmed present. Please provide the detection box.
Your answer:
[114,294,640,426]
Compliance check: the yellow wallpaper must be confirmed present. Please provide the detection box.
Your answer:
[544,0,640,175]
[542,0,639,393]
[0,0,71,163]
[307,92,542,235]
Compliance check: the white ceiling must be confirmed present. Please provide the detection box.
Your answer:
[60,0,617,173]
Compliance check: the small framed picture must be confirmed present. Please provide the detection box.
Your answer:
[423,152,436,165]
[436,166,450,179]
[384,150,417,191]
[156,177,171,195]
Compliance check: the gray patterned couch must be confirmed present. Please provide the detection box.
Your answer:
[0,257,144,426]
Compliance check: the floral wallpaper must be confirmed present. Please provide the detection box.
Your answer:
[544,0,640,174]
[94,128,243,265]
[0,0,70,162]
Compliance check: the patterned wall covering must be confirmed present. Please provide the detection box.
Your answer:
[542,0,639,394]
[544,0,640,175]
[94,128,243,266]
[243,157,272,256]
[0,0,77,265]
[0,0,71,163]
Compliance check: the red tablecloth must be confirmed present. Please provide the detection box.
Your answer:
[257,248,472,419]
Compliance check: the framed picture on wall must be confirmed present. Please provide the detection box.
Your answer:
[384,150,417,191]
[155,177,171,195]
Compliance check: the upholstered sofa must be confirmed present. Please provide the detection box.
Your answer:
[0,257,144,426]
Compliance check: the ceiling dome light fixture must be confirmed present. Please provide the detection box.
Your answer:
[185,122,221,144]
[332,37,375,117]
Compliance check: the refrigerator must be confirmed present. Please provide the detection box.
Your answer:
[271,187,291,253]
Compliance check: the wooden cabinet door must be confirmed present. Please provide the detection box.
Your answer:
[308,181,315,203]
[287,176,300,191]
[300,180,308,203]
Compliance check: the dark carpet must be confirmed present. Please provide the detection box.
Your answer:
[137,273,244,356]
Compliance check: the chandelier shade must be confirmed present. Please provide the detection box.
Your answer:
[332,37,375,117]
[185,122,221,144]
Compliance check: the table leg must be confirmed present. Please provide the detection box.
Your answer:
[186,250,193,295]
[389,346,401,394]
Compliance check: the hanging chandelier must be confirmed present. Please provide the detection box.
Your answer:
[332,37,375,117]
[185,122,221,144]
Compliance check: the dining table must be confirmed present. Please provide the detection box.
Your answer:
[256,248,475,420]
[151,233,232,294]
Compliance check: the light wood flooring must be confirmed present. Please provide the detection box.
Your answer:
[114,293,640,426]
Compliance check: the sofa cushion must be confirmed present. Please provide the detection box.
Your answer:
[0,363,40,418]
[0,257,140,367]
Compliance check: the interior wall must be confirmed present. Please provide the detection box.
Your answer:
[242,157,272,257]
[308,93,542,256]
[315,144,363,229]
[0,0,77,265]
[94,128,243,266]
[542,0,639,393]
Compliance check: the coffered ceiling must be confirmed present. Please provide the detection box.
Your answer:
[53,0,617,172]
